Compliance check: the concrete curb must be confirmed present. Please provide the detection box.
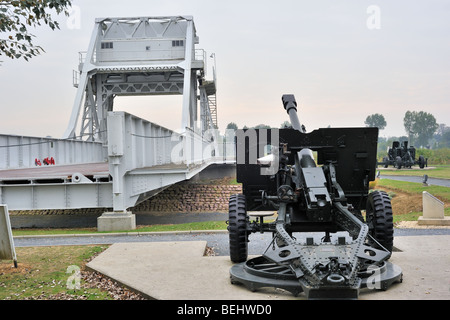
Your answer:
[13,229,229,240]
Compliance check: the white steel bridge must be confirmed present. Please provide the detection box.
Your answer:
[0,16,234,231]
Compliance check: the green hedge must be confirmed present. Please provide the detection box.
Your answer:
[416,148,450,165]
[378,148,450,165]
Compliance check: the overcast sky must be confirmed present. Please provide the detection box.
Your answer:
[0,0,449,139]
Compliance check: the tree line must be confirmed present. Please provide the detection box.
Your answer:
[227,109,448,149]
[364,111,449,149]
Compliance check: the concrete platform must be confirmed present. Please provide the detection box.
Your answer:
[86,235,450,300]
[418,216,450,226]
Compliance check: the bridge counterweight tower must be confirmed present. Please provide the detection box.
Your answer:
[65,16,217,142]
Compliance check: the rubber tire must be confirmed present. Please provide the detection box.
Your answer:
[395,156,402,169]
[418,155,425,169]
[366,190,394,253]
[228,194,249,263]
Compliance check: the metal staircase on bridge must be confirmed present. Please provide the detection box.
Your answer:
[200,80,218,129]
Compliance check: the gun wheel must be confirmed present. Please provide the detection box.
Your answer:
[366,190,394,253]
[418,155,426,169]
[395,156,402,169]
[228,194,249,263]
[383,157,389,168]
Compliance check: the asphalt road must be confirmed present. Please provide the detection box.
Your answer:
[13,228,450,257]
[379,174,450,187]
[11,173,449,255]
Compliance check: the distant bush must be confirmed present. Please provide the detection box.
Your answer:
[377,147,450,165]
[416,148,450,165]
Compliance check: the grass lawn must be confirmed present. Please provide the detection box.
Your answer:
[374,178,450,223]
[378,165,450,179]
[12,220,229,237]
[376,178,450,202]
[0,246,112,300]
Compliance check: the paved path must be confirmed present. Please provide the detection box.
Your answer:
[84,235,450,300]
[13,228,450,256]
[379,174,450,187]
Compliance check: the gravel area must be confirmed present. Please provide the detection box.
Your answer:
[396,221,450,229]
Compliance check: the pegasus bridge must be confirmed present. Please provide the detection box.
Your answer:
[0,16,234,231]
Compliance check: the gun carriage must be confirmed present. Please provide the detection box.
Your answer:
[380,141,427,169]
[228,95,403,299]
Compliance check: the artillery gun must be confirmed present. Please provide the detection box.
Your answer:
[228,95,402,299]
[380,140,427,169]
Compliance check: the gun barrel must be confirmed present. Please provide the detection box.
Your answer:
[282,94,304,133]
[282,95,316,168]
[298,149,316,168]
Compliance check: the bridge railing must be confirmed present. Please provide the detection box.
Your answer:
[107,111,228,211]
[0,134,106,170]
[107,111,225,172]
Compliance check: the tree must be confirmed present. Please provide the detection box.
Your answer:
[403,111,439,147]
[435,124,450,148]
[0,0,72,62]
[403,111,414,143]
[280,121,291,128]
[441,130,450,148]
[253,124,271,129]
[226,122,238,131]
[364,113,386,130]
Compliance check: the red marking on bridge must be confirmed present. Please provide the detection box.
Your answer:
[0,162,109,181]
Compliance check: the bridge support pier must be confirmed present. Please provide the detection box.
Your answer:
[97,211,136,232]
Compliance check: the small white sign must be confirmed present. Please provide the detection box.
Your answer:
[0,205,17,267]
